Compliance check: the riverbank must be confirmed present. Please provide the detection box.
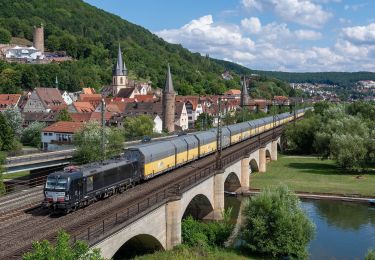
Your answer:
[250,155,375,197]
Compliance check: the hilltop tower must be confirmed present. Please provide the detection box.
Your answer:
[163,64,176,133]
[112,44,128,96]
[240,76,249,108]
[33,24,44,53]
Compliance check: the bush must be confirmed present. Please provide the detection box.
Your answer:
[181,210,233,248]
[241,185,315,259]
[21,122,46,148]
[0,28,11,43]
[366,249,375,260]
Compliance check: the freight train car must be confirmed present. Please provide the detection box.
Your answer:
[44,108,310,213]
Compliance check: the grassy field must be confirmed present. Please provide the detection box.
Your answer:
[250,155,375,197]
[2,171,30,180]
[135,246,252,260]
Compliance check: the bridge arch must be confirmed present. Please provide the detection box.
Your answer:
[265,149,272,162]
[224,172,241,192]
[249,158,259,173]
[113,234,164,259]
[182,194,214,220]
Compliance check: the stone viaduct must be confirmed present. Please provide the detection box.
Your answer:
[93,137,280,259]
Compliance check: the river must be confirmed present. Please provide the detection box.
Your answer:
[225,196,375,259]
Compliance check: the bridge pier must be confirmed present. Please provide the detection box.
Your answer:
[259,147,266,173]
[271,140,278,161]
[212,171,224,220]
[241,155,250,191]
[166,197,182,249]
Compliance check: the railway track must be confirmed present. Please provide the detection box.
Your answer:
[0,127,281,259]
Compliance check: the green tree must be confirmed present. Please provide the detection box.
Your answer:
[241,185,315,259]
[74,121,125,164]
[21,122,46,148]
[0,112,18,151]
[222,112,236,126]
[3,107,23,136]
[0,28,11,43]
[57,109,72,122]
[123,115,154,140]
[23,230,104,260]
[195,113,213,130]
[366,249,375,260]
[0,68,21,94]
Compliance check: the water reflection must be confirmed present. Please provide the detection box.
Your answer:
[225,196,375,260]
[313,199,375,231]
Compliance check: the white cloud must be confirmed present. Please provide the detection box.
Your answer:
[241,17,262,33]
[241,0,262,11]
[241,17,321,41]
[156,15,375,72]
[342,23,375,44]
[241,0,332,28]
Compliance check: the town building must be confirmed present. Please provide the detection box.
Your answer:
[23,88,66,113]
[0,94,22,112]
[5,46,44,61]
[41,121,83,151]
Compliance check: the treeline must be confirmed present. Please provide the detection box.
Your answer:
[0,0,299,97]
[253,70,375,88]
[284,101,375,170]
[0,0,241,94]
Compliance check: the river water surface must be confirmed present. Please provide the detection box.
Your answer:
[225,196,375,259]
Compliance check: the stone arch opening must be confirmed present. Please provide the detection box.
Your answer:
[249,159,259,173]
[224,172,241,192]
[182,194,214,220]
[112,234,164,260]
[266,149,272,162]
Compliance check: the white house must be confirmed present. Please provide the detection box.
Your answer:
[61,91,73,105]
[41,121,83,151]
[5,46,45,60]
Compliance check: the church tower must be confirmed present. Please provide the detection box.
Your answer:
[163,64,176,133]
[240,76,249,108]
[112,44,128,96]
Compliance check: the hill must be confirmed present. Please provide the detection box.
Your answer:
[251,70,375,87]
[0,0,298,98]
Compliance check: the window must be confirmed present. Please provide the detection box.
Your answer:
[44,133,47,136]
[120,77,123,84]
[49,133,52,136]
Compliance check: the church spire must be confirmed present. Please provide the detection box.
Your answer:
[165,63,174,93]
[113,44,124,76]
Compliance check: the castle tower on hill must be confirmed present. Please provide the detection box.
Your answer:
[240,76,249,108]
[163,64,176,133]
[112,44,128,96]
[33,24,44,53]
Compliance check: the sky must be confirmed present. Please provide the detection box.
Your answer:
[85,0,375,72]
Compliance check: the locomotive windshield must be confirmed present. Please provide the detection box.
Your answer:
[45,177,68,190]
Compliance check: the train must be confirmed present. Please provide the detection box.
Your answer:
[43,108,309,213]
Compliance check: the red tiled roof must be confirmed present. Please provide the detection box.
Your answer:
[82,88,96,95]
[42,121,84,134]
[134,95,155,102]
[35,88,65,107]
[70,113,92,123]
[0,94,21,110]
[73,102,95,113]
[224,89,241,95]
[89,112,112,122]
[111,97,136,103]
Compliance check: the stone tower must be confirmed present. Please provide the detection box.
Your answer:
[163,64,176,133]
[112,44,128,96]
[240,76,249,108]
[33,24,44,53]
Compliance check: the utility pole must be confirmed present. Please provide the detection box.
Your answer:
[101,98,106,162]
[216,97,222,170]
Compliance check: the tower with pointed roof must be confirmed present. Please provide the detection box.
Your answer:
[112,44,128,96]
[162,64,176,133]
[240,76,249,108]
